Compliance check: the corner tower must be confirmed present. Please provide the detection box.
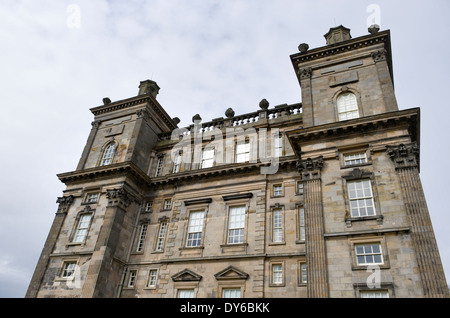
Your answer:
[292,25,397,127]
[287,25,448,298]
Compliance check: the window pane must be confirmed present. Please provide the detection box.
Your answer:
[223,288,241,298]
[178,289,194,298]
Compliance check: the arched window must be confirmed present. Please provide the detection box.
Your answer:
[337,92,359,121]
[100,143,116,166]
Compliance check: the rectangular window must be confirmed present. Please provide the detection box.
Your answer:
[297,182,304,195]
[147,269,158,288]
[201,148,215,168]
[156,221,167,251]
[144,201,153,212]
[273,135,283,158]
[347,179,376,217]
[186,211,205,247]
[298,207,305,241]
[272,264,283,284]
[136,224,148,252]
[273,184,283,197]
[173,152,182,173]
[355,243,383,265]
[128,270,137,287]
[344,152,367,166]
[177,289,195,298]
[155,157,163,176]
[236,141,250,163]
[73,214,92,243]
[360,290,389,298]
[61,261,77,278]
[300,263,307,284]
[222,288,241,298]
[227,206,246,244]
[85,193,99,203]
[272,209,283,243]
[163,198,172,210]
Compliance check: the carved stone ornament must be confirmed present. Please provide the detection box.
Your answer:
[136,108,150,121]
[225,107,235,118]
[106,188,131,208]
[371,49,387,63]
[386,142,419,169]
[259,99,269,110]
[298,43,309,53]
[192,114,202,123]
[298,67,312,80]
[56,195,74,213]
[172,117,181,125]
[103,97,111,105]
[296,156,324,180]
[368,24,380,34]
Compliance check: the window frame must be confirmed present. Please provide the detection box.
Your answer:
[85,192,100,204]
[155,218,168,252]
[346,179,376,218]
[298,262,307,285]
[155,156,164,177]
[201,147,215,169]
[185,210,206,248]
[269,261,285,287]
[336,91,360,121]
[60,261,78,279]
[162,198,172,211]
[72,213,93,243]
[349,237,390,270]
[226,205,247,245]
[127,269,137,288]
[296,205,306,243]
[136,223,148,253]
[269,205,285,245]
[272,183,284,198]
[146,269,159,289]
[100,142,116,166]
[172,151,182,173]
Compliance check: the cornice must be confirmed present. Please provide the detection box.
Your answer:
[286,108,420,146]
[149,156,298,186]
[89,94,178,131]
[57,161,150,185]
[291,30,390,65]
[290,30,393,83]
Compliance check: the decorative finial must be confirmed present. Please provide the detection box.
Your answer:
[103,97,111,105]
[298,43,309,53]
[192,114,202,123]
[172,117,180,125]
[225,108,235,118]
[368,24,380,34]
[259,99,269,110]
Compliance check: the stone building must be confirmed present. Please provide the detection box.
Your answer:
[26,25,449,298]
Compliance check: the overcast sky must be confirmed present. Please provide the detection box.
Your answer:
[0,0,449,298]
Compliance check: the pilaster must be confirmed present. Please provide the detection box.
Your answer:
[25,196,74,298]
[297,156,328,297]
[387,143,449,297]
[81,188,132,298]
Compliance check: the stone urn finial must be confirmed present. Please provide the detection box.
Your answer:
[225,107,235,118]
[192,114,202,123]
[298,43,309,53]
[368,24,380,34]
[172,117,180,125]
[259,99,269,110]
